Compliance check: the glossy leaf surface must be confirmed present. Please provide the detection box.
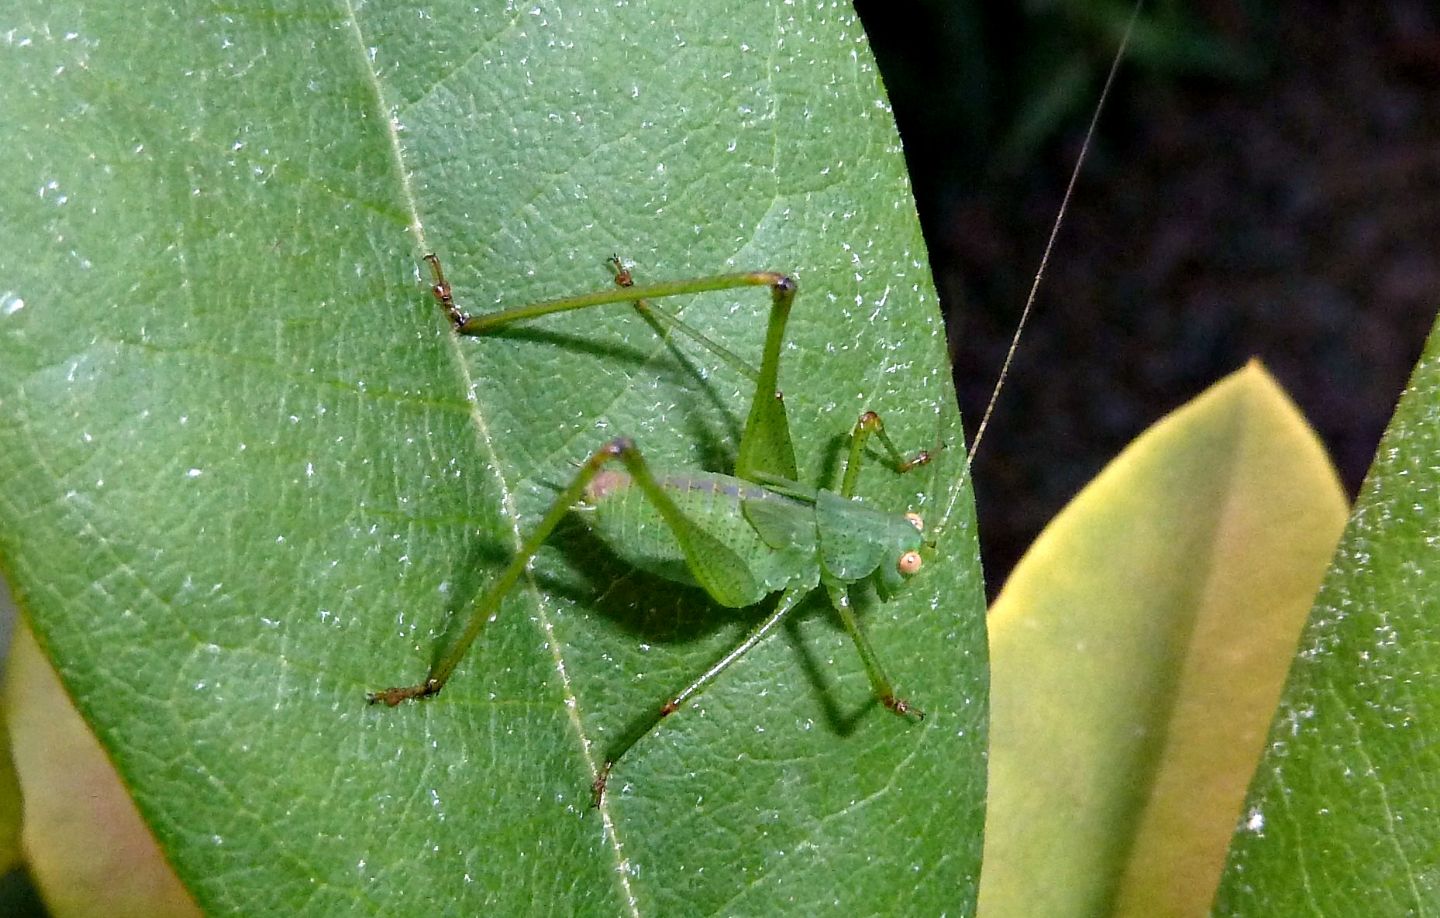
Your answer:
[0,2,985,913]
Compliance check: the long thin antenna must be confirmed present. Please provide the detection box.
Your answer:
[966,0,1146,471]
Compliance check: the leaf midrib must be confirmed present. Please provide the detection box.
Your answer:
[338,4,640,914]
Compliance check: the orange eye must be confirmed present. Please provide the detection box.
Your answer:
[904,512,924,532]
[897,550,922,575]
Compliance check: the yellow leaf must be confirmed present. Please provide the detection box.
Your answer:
[6,624,200,918]
[980,362,1348,917]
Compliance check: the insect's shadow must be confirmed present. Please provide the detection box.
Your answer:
[478,326,655,369]
[819,430,848,492]
[418,508,749,672]
[548,515,748,643]
[782,606,880,737]
[482,320,746,454]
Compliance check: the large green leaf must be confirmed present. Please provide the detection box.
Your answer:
[1216,320,1440,910]
[0,1,985,913]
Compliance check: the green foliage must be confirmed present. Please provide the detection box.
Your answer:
[995,0,1258,170]
[1217,324,1440,911]
[4,2,1437,915]
[976,337,1440,915]
[0,1,985,913]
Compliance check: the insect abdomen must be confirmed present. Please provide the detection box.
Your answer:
[581,470,817,597]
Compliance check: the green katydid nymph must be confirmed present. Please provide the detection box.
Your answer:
[369,254,940,803]
[368,1,1142,806]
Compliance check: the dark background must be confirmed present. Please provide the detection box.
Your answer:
[857,0,1440,592]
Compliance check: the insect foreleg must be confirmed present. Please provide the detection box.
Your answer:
[824,581,923,721]
[592,583,811,806]
[838,410,937,499]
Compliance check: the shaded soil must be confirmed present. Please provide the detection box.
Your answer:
[865,0,1440,593]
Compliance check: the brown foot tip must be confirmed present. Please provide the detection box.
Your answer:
[591,763,614,809]
[365,679,442,707]
[366,687,413,707]
[608,254,634,288]
[900,451,932,472]
[884,696,925,721]
[901,442,948,473]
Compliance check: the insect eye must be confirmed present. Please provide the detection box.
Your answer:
[897,550,922,575]
[904,512,924,532]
